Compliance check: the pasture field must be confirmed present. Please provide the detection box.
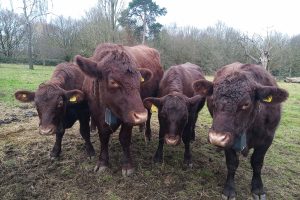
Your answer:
[0,63,299,200]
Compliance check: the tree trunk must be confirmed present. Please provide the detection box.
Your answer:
[142,13,146,44]
[111,0,115,42]
[284,77,300,83]
[27,23,34,70]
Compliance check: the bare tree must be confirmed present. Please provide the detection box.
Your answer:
[0,9,25,57]
[47,16,80,61]
[97,0,124,42]
[18,0,50,69]
[240,30,274,71]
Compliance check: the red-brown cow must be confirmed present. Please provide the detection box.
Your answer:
[144,63,205,166]
[75,43,163,176]
[193,62,288,199]
[15,63,95,158]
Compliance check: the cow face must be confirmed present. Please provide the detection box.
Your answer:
[75,55,152,125]
[144,94,202,145]
[15,85,84,135]
[193,75,288,149]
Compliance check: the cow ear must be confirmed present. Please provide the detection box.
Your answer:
[256,85,289,104]
[143,97,162,111]
[138,68,153,84]
[193,80,213,97]
[75,55,101,78]
[65,90,85,104]
[187,95,203,107]
[15,90,35,102]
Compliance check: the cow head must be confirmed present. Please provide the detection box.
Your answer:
[75,52,152,125]
[193,73,288,149]
[15,84,84,135]
[144,94,202,145]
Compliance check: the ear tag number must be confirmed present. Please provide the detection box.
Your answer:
[263,95,272,103]
[141,77,145,82]
[151,104,158,113]
[69,96,77,103]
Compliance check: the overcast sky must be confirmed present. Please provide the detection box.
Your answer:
[2,0,299,36]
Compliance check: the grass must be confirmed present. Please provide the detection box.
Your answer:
[0,63,299,199]
[0,63,55,106]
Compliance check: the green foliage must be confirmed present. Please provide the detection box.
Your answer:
[119,0,167,43]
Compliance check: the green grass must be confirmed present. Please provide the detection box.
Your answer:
[0,63,55,106]
[0,63,299,199]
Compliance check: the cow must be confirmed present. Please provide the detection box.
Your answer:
[193,62,288,199]
[75,43,163,176]
[143,63,206,166]
[15,63,95,158]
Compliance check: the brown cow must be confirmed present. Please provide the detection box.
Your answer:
[144,63,205,166]
[193,62,288,199]
[75,43,163,176]
[15,63,95,158]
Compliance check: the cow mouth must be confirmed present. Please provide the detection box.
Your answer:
[164,134,181,146]
[208,129,233,148]
[39,126,56,135]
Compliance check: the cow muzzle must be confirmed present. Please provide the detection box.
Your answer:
[128,109,148,125]
[164,134,181,146]
[39,125,55,135]
[208,130,233,148]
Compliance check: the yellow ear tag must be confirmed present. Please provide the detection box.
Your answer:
[141,77,145,83]
[69,96,77,103]
[151,104,158,113]
[263,95,272,103]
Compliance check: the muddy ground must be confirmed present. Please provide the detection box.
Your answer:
[0,102,299,200]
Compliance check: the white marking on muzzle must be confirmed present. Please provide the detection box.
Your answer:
[208,131,230,147]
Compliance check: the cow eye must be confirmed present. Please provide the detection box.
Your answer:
[242,102,250,110]
[109,79,119,88]
[57,100,64,108]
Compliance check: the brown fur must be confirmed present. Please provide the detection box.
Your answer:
[15,63,95,158]
[193,62,288,198]
[75,43,163,175]
[144,63,205,165]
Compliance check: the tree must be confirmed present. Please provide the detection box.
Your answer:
[119,0,166,44]
[19,0,50,69]
[97,0,124,42]
[0,9,25,57]
[47,16,80,61]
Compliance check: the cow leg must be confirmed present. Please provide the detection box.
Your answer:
[182,113,195,167]
[191,98,205,141]
[153,127,164,163]
[251,144,270,200]
[119,124,134,176]
[222,149,239,200]
[79,115,95,158]
[50,129,65,158]
[144,109,152,142]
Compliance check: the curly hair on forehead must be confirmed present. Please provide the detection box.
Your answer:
[92,43,138,73]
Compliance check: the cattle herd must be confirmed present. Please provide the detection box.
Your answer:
[14,43,288,200]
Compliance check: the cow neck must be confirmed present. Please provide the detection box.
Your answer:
[93,79,119,128]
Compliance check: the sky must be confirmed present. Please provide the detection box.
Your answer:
[1,0,299,36]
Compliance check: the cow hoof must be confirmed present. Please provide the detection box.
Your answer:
[50,151,60,159]
[86,147,96,158]
[221,194,236,200]
[94,164,108,173]
[252,193,266,200]
[122,168,134,177]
